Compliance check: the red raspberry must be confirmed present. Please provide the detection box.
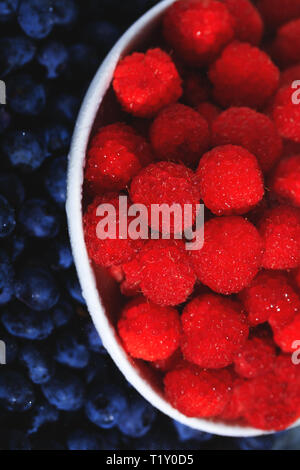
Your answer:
[183,72,211,107]
[280,65,300,87]
[211,107,283,173]
[150,103,210,167]
[163,0,235,67]
[85,123,153,192]
[258,205,300,270]
[191,216,264,294]
[239,271,300,327]
[257,0,300,29]
[222,0,263,46]
[197,145,264,216]
[123,240,196,307]
[271,155,300,208]
[196,102,220,126]
[130,161,201,234]
[209,41,279,108]
[181,294,249,369]
[219,377,245,422]
[272,19,300,67]
[117,297,181,361]
[272,85,300,143]
[164,364,232,418]
[274,315,300,353]
[113,48,182,118]
[233,337,276,379]
[83,195,144,268]
[152,349,183,373]
[274,354,300,389]
[295,268,300,289]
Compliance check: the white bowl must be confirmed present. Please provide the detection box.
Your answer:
[66,0,298,438]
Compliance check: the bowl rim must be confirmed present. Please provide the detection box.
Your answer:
[66,0,299,438]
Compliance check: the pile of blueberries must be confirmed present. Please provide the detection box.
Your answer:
[0,0,297,451]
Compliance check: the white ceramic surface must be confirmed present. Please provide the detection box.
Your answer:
[66,0,300,437]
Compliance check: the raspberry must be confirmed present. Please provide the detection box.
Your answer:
[197,145,264,215]
[123,240,196,307]
[130,161,201,234]
[85,123,153,192]
[258,205,300,270]
[295,268,300,289]
[164,364,232,418]
[272,19,300,67]
[222,0,263,45]
[272,85,300,143]
[209,41,279,108]
[117,297,181,361]
[183,72,211,107]
[257,0,300,29]
[219,377,245,422]
[274,315,300,353]
[280,65,300,87]
[181,294,249,368]
[113,48,182,118]
[152,349,183,373]
[83,195,144,268]
[196,102,220,126]
[211,107,283,173]
[239,271,300,327]
[191,216,264,294]
[163,0,235,66]
[150,103,210,167]
[271,155,300,208]
[233,337,276,378]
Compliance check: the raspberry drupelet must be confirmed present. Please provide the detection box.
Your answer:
[83,194,145,269]
[191,216,264,294]
[117,297,181,361]
[209,41,279,109]
[85,123,154,193]
[257,0,300,29]
[271,155,300,208]
[272,84,300,143]
[239,271,300,328]
[219,377,245,422]
[164,364,233,418]
[222,0,263,46]
[272,19,300,67]
[197,145,264,216]
[211,107,283,173]
[233,337,276,379]
[258,205,300,270]
[130,161,201,234]
[150,103,210,167]
[113,48,182,118]
[181,293,249,369]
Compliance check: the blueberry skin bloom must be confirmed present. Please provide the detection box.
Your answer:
[41,369,85,411]
[0,195,15,238]
[14,266,60,311]
[117,395,157,438]
[2,130,46,172]
[7,73,46,115]
[1,303,54,340]
[19,199,60,238]
[0,370,35,412]
[85,383,127,429]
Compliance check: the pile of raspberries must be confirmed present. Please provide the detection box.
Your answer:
[84,0,300,432]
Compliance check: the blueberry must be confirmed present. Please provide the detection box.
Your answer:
[41,369,85,411]
[20,343,54,384]
[85,322,105,353]
[2,303,54,340]
[0,195,15,238]
[28,401,59,434]
[173,420,213,442]
[18,0,56,39]
[65,272,85,305]
[44,157,67,207]
[9,232,26,260]
[237,436,275,450]
[0,36,36,76]
[0,107,11,134]
[51,93,79,122]
[85,355,112,384]
[0,251,14,304]
[48,238,73,270]
[0,332,18,363]
[51,298,74,328]
[83,21,120,50]
[43,123,70,154]
[14,266,60,311]
[0,0,19,22]
[8,431,31,450]
[117,394,157,438]
[85,383,127,429]
[0,370,35,412]
[52,0,77,26]
[0,173,25,206]
[54,330,90,369]
[2,130,46,172]
[7,73,46,115]
[37,41,69,79]
[68,43,98,77]
[19,199,60,238]
[67,429,100,450]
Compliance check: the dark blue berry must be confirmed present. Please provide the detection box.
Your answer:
[19,198,60,238]
[65,272,85,305]
[2,130,46,172]
[2,303,54,340]
[43,123,70,154]
[44,157,67,207]
[8,431,31,450]
[9,232,26,261]
[67,429,100,450]
[0,0,19,22]
[237,436,275,450]
[14,266,60,311]
[0,36,36,76]
[0,107,11,134]
[20,343,54,384]
[37,41,69,79]
[0,195,15,238]
[18,0,56,39]
[28,401,59,435]
[85,383,127,429]
[83,21,120,50]
[51,298,74,328]
[0,370,35,412]
[51,93,79,122]
[0,173,25,206]
[0,250,14,304]
[85,321,105,354]
[173,420,213,443]
[48,238,73,270]
[85,356,112,385]
[41,369,85,411]
[54,330,90,369]
[7,73,46,115]
[51,0,78,26]
[117,394,156,438]
[68,43,98,77]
